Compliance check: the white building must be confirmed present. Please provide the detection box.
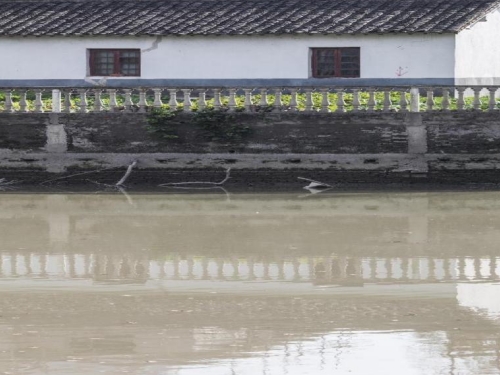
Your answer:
[0,0,499,88]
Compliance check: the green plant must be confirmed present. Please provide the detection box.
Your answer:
[146,107,181,140]
[191,108,252,143]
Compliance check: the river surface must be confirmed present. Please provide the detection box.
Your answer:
[0,191,500,374]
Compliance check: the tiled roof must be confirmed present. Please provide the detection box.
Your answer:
[0,0,499,36]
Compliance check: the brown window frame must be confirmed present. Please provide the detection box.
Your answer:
[311,48,360,78]
[89,49,141,77]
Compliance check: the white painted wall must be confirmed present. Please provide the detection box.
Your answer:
[455,8,500,85]
[0,34,455,82]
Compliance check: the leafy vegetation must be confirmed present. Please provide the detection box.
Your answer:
[1,90,499,112]
[146,107,252,143]
[146,108,181,140]
[191,108,252,142]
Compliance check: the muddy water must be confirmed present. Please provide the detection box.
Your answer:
[1,192,500,374]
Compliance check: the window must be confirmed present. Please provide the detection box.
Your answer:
[89,49,141,76]
[311,48,360,78]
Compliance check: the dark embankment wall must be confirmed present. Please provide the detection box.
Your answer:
[425,112,500,154]
[0,113,410,154]
[1,111,500,184]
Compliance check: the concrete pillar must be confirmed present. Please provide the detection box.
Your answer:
[409,87,420,112]
[48,215,70,247]
[52,89,61,113]
[406,112,427,155]
[46,114,67,153]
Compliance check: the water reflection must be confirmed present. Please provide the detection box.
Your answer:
[1,192,500,375]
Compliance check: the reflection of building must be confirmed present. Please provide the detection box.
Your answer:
[1,252,499,286]
[0,288,499,375]
[1,193,500,374]
[314,256,363,286]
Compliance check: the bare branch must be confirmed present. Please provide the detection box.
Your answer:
[159,168,231,187]
[297,177,332,189]
[40,167,116,185]
[116,161,137,187]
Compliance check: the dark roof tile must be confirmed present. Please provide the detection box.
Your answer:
[0,0,499,36]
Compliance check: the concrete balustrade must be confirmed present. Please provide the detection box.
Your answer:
[1,86,500,114]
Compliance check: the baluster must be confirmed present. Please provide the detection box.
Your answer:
[138,89,148,113]
[367,88,376,112]
[456,87,465,111]
[123,89,133,112]
[335,89,345,113]
[399,90,408,112]
[19,90,28,113]
[3,90,14,113]
[167,89,178,110]
[352,89,360,112]
[426,88,434,112]
[383,89,392,112]
[198,90,207,111]
[228,88,237,112]
[107,89,118,112]
[34,89,44,113]
[473,87,482,110]
[152,88,163,108]
[243,88,253,112]
[289,88,298,112]
[259,88,268,108]
[213,88,222,110]
[62,90,72,113]
[488,87,497,111]
[304,88,314,112]
[320,88,330,113]
[77,89,87,113]
[442,88,450,111]
[182,89,192,112]
[273,88,282,112]
[93,89,104,112]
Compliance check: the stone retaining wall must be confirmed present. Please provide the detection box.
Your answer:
[0,112,499,183]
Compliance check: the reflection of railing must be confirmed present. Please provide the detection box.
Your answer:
[2,86,500,113]
[1,253,499,284]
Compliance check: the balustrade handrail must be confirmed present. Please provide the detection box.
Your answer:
[0,85,498,114]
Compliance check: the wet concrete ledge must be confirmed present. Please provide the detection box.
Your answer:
[1,154,500,191]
